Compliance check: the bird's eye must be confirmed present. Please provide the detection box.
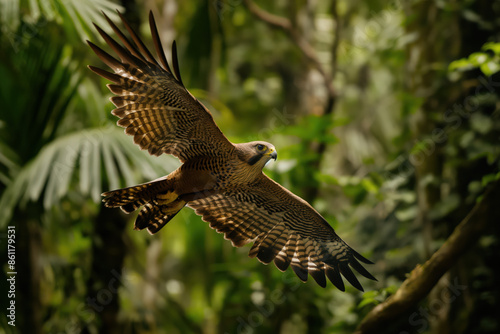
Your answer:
[256,144,266,151]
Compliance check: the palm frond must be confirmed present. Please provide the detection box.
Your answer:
[0,35,82,161]
[0,127,180,227]
[0,140,20,186]
[0,0,123,42]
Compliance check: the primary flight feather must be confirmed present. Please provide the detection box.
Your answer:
[88,11,376,290]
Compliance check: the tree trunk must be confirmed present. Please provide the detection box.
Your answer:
[403,1,499,332]
[16,205,43,334]
[83,207,128,334]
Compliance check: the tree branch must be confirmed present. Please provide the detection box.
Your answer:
[243,0,335,98]
[302,0,340,201]
[355,180,500,334]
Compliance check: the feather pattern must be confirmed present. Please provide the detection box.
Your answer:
[87,11,234,161]
[90,11,375,290]
[188,174,376,291]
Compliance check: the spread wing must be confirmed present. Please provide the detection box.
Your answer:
[188,174,376,290]
[87,11,234,161]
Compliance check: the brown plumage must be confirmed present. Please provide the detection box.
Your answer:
[88,11,376,290]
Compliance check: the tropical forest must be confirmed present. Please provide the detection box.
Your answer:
[1,0,500,333]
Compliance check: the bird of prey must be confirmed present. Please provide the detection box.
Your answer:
[87,11,376,290]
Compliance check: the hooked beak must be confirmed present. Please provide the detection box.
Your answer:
[268,148,278,161]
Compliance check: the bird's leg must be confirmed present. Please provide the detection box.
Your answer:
[156,190,179,205]
[161,199,186,215]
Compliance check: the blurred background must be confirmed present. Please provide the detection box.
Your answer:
[1,0,500,333]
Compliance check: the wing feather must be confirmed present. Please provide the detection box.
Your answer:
[326,265,345,291]
[274,245,292,272]
[188,174,376,290]
[116,11,158,65]
[88,11,234,161]
[309,269,327,288]
[102,11,145,62]
[256,224,288,264]
[291,237,309,282]
[148,12,172,73]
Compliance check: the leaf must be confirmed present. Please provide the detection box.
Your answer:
[27,144,56,201]
[428,194,461,220]
[0,140,20,173]
[483,42,500,55]
[482,172,500,187]
[283,114,338,143]
[0,0,21,34]
[468,52,489,66]
[459,131,475,148]
[479,61,500,76]
[0,127,179,227]
[316,173,339,185]
[79,138,91,195]
[358,297,380,308]
[449,58,474,72]
[0,167,30,226]
[14,0,124,42]
[361,178,379,194]
[90,135,101,201]
[101,139,119,191]
[449,42,500,76]
[470,113,493,135]
[395,205,417,222]
[108,135,135,187]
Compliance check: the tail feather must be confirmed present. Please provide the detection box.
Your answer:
[102,178,171,209]
[121,199,148,213]
[102,178,184,234]
[135,200,185,234]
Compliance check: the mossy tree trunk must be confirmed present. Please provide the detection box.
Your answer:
[404,1,499,333]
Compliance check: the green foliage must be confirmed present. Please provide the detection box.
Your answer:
[358,285,397,309]
[449,42,500,76]
[0,128,177,226]
[1,0,500,334]
[0,0,122,42]
[284,115,340,144]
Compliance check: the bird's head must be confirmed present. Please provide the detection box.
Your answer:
[236,141,277,169]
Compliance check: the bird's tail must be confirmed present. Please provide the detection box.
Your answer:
[102,178,185,234]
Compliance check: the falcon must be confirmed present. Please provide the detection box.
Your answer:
[88,11,376,290]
